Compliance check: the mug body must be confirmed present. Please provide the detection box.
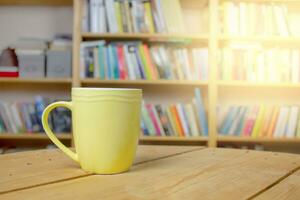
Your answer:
[72,88,142,174]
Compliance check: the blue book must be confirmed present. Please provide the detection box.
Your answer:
[227,106,241,135]
[35,96,46,131]
[107,45,114,79]
[221,106,239,135]
[141,118,149,136]
[219,106,234,134]
[98,44,106,79]
[134,47,145,79]
[235,107,248,136]
[181,104,192,136]
[194,88,208,136]
[111,45,120,79]
[20,103,32,132]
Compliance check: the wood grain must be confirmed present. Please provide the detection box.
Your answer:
[254,169,300,200]
[2,148,300,200]
[0,145,201,194]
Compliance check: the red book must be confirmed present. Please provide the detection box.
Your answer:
[0,71,18,77]
[116,44,127,80]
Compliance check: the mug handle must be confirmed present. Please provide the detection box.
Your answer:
[42,101,78,163]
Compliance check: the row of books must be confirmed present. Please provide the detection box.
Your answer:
[141,88,208,137]
[218,105,300,138]
[222,2,291,36]
[0,97,71,134]
[219,47,300,83]
[82,0,185,33]
[80,41,208,80]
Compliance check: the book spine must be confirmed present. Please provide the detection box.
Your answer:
[166,106,178,136]
[170,105,184,137]
[143,44,159,79]
[266,106,279,137]
[141,102,156,136]
[155,105,171,136]
[98,44,106,79]
[116,44,127,80]
[146,104,161,136]
[176,103,190,137]
[251,105,265,138]
[138,44,152,80]
[194,88,208,136]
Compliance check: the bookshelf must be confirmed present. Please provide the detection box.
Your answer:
[1,0,300,152]
[0,78,72,84]
[80,79,208,87]
[82,33,209,42]
[0,0,72,6]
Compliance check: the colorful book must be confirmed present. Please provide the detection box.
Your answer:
[260,106,274,137]
[166,106,178,136]
[146,104,162,136]
[228,106,242,135]
[266,106,280,137]
[141,102,156,136]
[251,105,266,138]
[176,103,190,137]
[155,105,171,136]
[170,104,184,137]
[235,107,248,135]
[243,106,259,136]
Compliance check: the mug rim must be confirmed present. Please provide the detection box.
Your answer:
[72,87,141,91]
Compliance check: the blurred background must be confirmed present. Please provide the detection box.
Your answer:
[1,0,300,154]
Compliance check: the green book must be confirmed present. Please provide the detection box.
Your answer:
[138,44,152,80]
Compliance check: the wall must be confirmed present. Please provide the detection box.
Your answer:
[0,6,73,51]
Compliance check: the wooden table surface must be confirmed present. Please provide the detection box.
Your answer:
[1,145,300,200]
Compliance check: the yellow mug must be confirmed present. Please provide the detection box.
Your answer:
[42,88,142,174]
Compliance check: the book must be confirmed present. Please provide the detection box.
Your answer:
[185,104,199,137]
[273,106,289,138]
[194,88,208,136]
[141,102,156,136]
[266,106,280,137]
[160,0,185,33]
[165,106,178,136]
[260,106,274,137]
[106,0,119,33]
[170,104,184,137]
[235,107,248,136]
[251,105,266,138]
[228,106,243,135]
[220,106,239,135]
[155,105,172,136]
[286,106,299,138]
[176,103,190,137]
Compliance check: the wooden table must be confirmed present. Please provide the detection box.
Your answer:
[1,145,300,199]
